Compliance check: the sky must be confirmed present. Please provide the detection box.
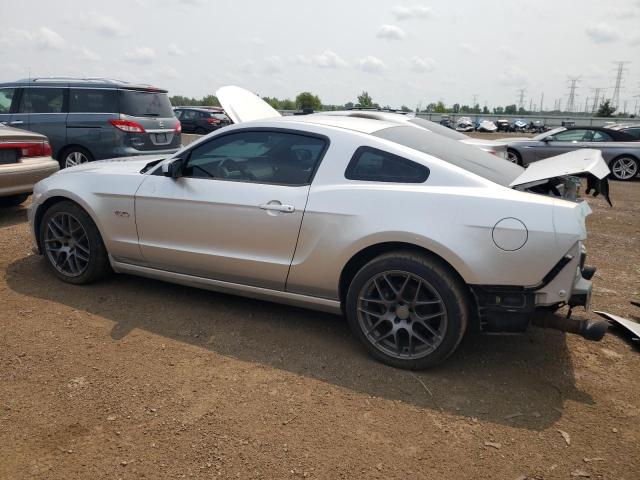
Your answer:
[1,0,639,111]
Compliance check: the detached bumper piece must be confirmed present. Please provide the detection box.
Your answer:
[532,313,607,341]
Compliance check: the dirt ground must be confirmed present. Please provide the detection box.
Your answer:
[1,181,639,480]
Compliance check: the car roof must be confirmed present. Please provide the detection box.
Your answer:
[0,77,167,92]
[267,114,400,134]
[175,106,225,113]
[563,126,637,141]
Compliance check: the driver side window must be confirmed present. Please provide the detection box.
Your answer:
[552,129,588,142]
[182,130,327,186]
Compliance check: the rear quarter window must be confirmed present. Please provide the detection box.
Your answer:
[119,90,174,117]
[345,146,429,183]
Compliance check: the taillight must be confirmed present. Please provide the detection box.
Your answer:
[109,119,146,133]
[0,141,52,158]
[207,118,221,125]
[174,121,182,133]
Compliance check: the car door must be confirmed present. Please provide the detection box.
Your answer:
[179,109,197,133]
[134,129,328,290]
[67,88,119,158]
[533,129,590,160]
[17,87,68,156]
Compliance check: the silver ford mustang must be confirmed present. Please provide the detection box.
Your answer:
[28,87,611,369]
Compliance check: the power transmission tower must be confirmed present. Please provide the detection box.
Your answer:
[591,87,605,114]
[539,92,544,112]
[566,77,580,113]
[472,94,478,107]
[611,61,629,111]
[517,89,526,110]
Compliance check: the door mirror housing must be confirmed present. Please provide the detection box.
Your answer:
[542,136,554,142]
[162,158,183,178]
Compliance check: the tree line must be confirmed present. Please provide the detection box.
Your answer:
[169,92,629,118]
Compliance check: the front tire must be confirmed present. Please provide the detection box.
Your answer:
[39,201,110,284]
[0,193,29,207]
[346,251,469,369]
[507,149,522,165]
[609,156,639,181]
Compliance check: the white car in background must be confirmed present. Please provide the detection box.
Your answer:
[28,86,611,369]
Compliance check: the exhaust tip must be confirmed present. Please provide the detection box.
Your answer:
[580,319,608,341]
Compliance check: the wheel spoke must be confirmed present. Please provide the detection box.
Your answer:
[358,306,385,318]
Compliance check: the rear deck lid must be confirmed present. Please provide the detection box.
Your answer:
[509,149,610,187]
[216,86,281,123]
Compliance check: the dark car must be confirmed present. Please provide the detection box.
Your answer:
[173,107,232,134]
[607,123,640,140]
[0,78,181,168]
[502,126,640,181]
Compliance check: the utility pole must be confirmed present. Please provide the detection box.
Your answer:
[539,92,544,113]
[566,77,579,113]
[517,89,526,110]
[529,98,533,112]
[472,94,478,107]
[611,61,629,111]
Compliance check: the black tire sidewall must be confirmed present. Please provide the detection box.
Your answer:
[39,201,109,284]
[345,253,468,370]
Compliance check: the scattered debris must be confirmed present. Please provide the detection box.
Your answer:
[558,429,571,446]
[484,441,502,450]
[571,469,590,477]
[583,457,604,463]
[106,415,117,421]
[505,412,523,420]
[594,310,640,342]
[409,372,433,397]
[599,348,622,361]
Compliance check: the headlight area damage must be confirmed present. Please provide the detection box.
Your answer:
[509,148,612,206]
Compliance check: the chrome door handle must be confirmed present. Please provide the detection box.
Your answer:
[259,203,295,213]
[10,120,24,125]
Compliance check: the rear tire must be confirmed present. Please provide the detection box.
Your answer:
[345,251,469,369]
[39,201,110,284]
[609,156,639,181]
[0,193,29,207]
[59,146,93,169]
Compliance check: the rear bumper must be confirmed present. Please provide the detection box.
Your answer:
[471,241,594,333]
[107,146,180,159]
[0,158,59,196]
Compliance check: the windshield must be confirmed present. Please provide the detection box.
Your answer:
[120,90,174,117]
[408,117,469,141]
[373,126,524,186]
[533,127,565,141]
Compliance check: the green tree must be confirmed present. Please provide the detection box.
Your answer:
[597,99,616,117]
[434,101,447,113]
[400,105,411,112]
[357,91,374,108]
[482,106,489,114]
[281,98,296,110]
[504,104,517,115]
[424,103,436,113]
[493,106,504,115]
[452,103,460,113]
[344,101,355,109]
[295,92,322,111]
[200,95,220,107]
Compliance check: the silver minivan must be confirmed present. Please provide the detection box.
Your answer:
[0,78,181,168]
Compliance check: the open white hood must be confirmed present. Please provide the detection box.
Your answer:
[216,86,281,124]
[510,149,610,187]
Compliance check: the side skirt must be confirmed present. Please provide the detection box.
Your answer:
[110,258,343,315]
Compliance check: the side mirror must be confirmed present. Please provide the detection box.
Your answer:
[542,136,553,142]
[162,158,183,178]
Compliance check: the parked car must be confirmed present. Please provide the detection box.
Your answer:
[496,119,510,132]
[28,86,611,369]
[173,107,232,135]
[0,125,58,206]
[476,119,498,132]
[320,111,509,159]
[512,119,527,133]
[439,115,453,128]
[456,117,474,132]
[607,123,640,140]
[0,78,181,169]
[503,126,640,180]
